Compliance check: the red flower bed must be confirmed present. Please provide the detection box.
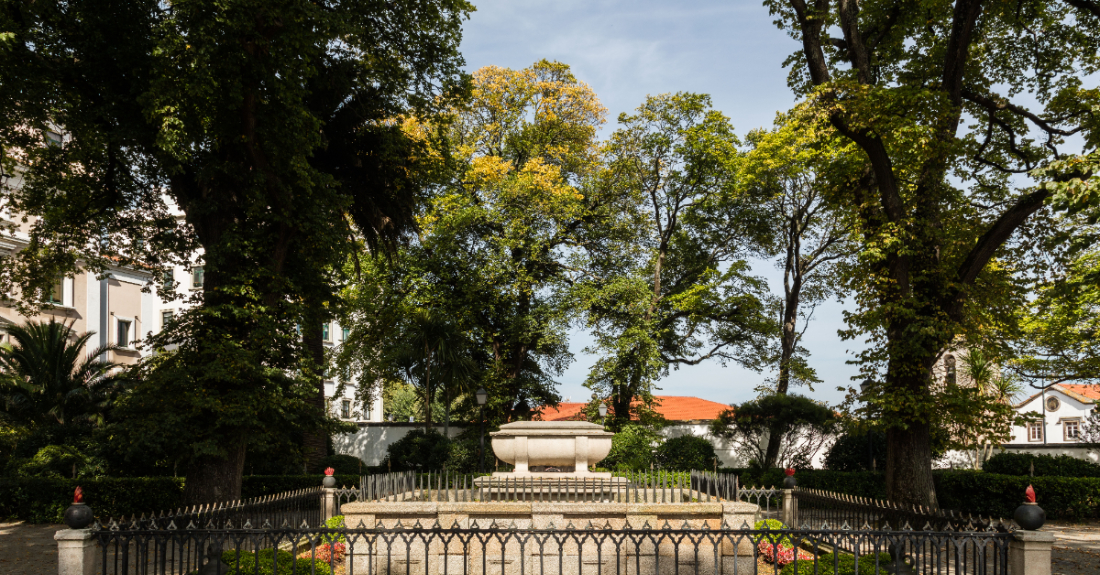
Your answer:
[757,539,814,566]
[298,542,346,563]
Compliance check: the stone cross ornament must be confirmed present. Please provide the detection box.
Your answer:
[1014,484,1045,530]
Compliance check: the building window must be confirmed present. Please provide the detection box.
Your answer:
[341,400,351,419]
[162,270,175,290]
[342,327,350,341]
[117,319,132,348]
[161,310,174,329]
[45,131,62,146]
[1028,421,1044,442]
[1065,419,1081,441]
[944,354,956,387]
[322,323,331,342]
[45,276,64,304]
[1046,396,1061,412]
[192,266,204,289]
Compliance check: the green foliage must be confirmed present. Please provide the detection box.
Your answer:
[324,515,347,543]
[711,394,837,469]
[577,92,775,426]
[221,548,332,575]
[1,0,472,503]
[443,437,482,473]
[752,518,791,547]
[780,553,896,575]
[0,475,359,523]
[318,455,366,476]
[983,452,1100,478]
[765,0,1100,505]
[0,320,129,428]
[823,433,887,472]
[599,424,662,471]
[655,435,717,471]
[384,429,452,471]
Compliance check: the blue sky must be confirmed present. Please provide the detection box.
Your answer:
[458,0,865,407]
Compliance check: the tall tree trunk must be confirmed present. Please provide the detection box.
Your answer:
[184,439,247,505]
[764,244,803,469]
[302,318,328,474]
[885,422,938,507]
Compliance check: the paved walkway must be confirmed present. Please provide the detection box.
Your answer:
[0,521,63,575]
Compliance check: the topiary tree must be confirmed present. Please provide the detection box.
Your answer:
[711,394,837,469]
[655,435,718,471]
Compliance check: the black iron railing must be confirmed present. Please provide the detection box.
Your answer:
[794,487,1016,532]
[334,470,755,508]
[91,521,1013,575]
[102,486,323,531]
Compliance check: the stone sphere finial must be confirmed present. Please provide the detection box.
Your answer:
[64,486,93,529]
[1014,485,1045,530]
[323,467,337,488]
[782,468,797,488]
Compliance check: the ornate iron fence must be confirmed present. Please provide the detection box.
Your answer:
[106,486,323,531]
[91,521,1013,575]
[793,488,1016,532]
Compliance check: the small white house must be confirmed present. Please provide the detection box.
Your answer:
[1003,384,1099,463]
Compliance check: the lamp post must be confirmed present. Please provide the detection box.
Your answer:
[476,387,488,474]
[598,402,608,425]
[860,379,874,471]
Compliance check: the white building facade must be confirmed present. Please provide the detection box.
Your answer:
[1002,384,1099,463]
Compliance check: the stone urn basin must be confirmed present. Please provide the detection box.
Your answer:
[490,421,614,476]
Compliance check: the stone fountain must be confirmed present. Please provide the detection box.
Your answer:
[485,420,616,476]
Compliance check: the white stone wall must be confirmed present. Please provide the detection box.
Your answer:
[334,423,467,465]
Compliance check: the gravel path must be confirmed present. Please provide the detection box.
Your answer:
[0,521,64,575]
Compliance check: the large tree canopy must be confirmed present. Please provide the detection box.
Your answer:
[0,0,471,503]
[577,93,775,427]
[767,0,1100,505]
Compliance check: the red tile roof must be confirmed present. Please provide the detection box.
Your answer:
[536,396,732,422]
[1059,384,1100,402]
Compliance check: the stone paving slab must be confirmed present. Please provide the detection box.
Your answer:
[0,521,64,575]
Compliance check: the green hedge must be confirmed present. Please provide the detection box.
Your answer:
[720,468,1100,520]
[982,452,1100,478]
[0,474,360,524]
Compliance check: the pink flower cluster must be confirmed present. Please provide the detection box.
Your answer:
[757,540,814,566]
[299,542,347,563]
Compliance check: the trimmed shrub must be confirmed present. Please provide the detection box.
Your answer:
[444,437,482,472]
[324,515,347,543]
[983,452,1100,478]
[656,435,717,471]
[780,553,895,575]
[317,454,366,476]
[601,425,661,471]
[823,433,887,472]
[752,519,791,546]
[384,429,451,471]
[221,548,333,575]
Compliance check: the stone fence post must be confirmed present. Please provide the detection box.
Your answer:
[322,467,338,521]
[1010,486,1052,575]
[57,486,98,575]
[56,529,98,575]
[780,468,797,527]
[1009,530,1053,575]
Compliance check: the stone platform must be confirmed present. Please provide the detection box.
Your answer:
[340,500,760,575]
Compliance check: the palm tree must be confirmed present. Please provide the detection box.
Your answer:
[0,319,129,428]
